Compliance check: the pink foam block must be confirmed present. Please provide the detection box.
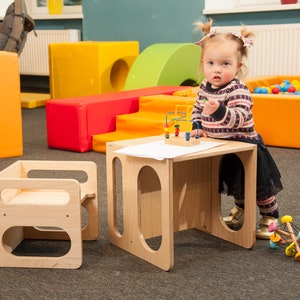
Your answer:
[46,86,188,152]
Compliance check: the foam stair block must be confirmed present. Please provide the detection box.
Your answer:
[46,86,188,152]
[92,94,195,153]
[124,43,203,90]
[115,112,168,132]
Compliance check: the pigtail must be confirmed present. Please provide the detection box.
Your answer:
[240,25,255,40]
[193,18,213,35]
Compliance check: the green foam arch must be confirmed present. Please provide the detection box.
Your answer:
[124,43,203,90]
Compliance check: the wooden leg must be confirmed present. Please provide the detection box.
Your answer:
[107,154,174,270]
[210,149,257,249]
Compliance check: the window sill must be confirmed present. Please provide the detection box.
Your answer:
[203,3,300,15]
[30,13,83,20]
[1,13,83,20]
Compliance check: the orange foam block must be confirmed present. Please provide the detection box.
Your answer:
[46,86,188,152]
[49,41,139,99]
[246,75,300,148]
[92,94,196,153]
[0,51,23,158]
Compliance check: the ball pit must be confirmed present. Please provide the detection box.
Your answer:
[253,79,300,95]
[245,75,300,149]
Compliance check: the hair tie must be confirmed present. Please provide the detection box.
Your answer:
[195,29,218,46]
[232,32,254,48]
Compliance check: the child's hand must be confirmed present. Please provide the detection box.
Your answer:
[190,129,208,138]
[203,99,219,115]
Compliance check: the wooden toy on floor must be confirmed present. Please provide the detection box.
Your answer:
[268,215,300,261]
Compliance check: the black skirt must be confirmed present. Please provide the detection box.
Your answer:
[219,135,283,200]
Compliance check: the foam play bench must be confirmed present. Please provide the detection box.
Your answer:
[46,86,189,152]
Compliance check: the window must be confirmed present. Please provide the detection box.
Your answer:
[203,0,300,14]
[25,0,83,19]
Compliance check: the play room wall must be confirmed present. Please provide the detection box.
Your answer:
[82,0,300,51]
[1,1,299,89]
[28,1,300,52]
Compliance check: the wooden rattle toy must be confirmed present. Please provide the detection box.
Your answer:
[268,215,300,261]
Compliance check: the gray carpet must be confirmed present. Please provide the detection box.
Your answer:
[0,107,300,300]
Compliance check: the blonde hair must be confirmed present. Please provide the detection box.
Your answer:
[194,18,254,79]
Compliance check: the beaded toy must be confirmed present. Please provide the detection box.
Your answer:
[164,105,200,146]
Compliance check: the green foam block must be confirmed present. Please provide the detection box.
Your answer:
[124,43,203,90]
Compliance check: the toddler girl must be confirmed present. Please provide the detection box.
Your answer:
[191,19,283,239]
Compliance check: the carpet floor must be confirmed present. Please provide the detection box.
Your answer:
[0,107,300,300]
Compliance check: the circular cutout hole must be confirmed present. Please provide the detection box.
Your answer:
[138,166,162,251]
[110,59,129,91]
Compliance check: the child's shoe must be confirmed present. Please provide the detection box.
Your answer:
[256,216,278,240]
[223,206,244,228]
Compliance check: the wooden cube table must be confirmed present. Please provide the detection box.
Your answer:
[106,136,257,270]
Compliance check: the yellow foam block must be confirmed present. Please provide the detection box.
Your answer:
[21,93,50,109]
[0,51,23,158]
[49,41,139,99]
[92,94,195,153]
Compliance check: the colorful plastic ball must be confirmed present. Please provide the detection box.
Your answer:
[253,79,300,95]
[272,87,280,94]
[288,86,296,93]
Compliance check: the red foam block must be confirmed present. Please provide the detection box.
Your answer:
[46,86,188,152]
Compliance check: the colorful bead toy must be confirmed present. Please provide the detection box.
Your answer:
[164,105,200,146]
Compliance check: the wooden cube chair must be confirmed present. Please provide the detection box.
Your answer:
[0,160,98,269]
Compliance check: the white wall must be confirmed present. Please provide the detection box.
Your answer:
[0,0,14,17]
[204,0,280,10]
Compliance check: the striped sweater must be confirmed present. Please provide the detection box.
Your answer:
[192,78,259,142]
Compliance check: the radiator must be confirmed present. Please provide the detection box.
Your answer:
[19,29,81,76]
[214,23,300,78]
